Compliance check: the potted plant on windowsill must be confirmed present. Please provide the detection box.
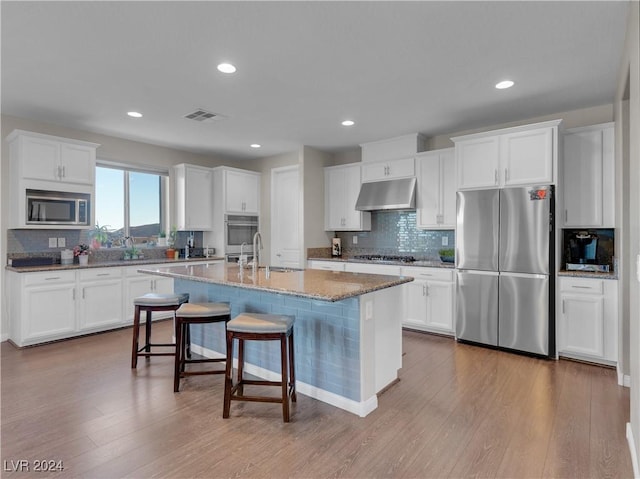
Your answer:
[88,223,110,249]
[157,230,167,247]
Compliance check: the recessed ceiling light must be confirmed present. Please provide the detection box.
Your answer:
[341,120,355,126]
[217,63,237,74]
[495,80,514,90]
[127,111,143,118]
[250,144,261,148]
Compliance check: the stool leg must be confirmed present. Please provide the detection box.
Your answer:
[185,324,192,359]
[280,333,290,422]
[131,305,141,368]
[237,338,245,396]
[144,309,152,356]
[223,331,234,418]
[174,317,184,393]
[288,330,297,402]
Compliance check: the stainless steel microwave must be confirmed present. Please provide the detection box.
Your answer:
[26,189,90,226]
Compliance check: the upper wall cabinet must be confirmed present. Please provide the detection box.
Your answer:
[8,129,98,187]
[453,120,561,190]
[212,167,261,215]
[562,123,614,228]
[325,163,371,231]
[173,164,213,231]
[416,148,455,229]
[361,157,415,182]
[360,133,425,163]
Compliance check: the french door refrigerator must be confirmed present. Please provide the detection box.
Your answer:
[455,186,555,357]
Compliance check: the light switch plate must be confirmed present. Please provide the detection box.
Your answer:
[442,236,448,246]
[57,237,66,247]
[49,237,57,248]
[352,235,358,245]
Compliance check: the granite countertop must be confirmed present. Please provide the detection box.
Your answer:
[557,270,618,280]
[307,256,455,269]
[139,263,414,302]
[5,256,225,273]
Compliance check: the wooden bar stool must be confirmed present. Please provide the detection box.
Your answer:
[223,313,296,422]
[174,302,231,392]
[131,292,189,368]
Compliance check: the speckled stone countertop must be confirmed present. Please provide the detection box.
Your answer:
[139,263,413,302]
[307,256,455,269]
[5,256,225,273]
[557,270,618,280]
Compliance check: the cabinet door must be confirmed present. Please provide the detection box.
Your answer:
[59,143,95,185]
[456,137,500,189]
[559,294,604,358]
[362,157,414,182]
[78,279,124,330]
[403,280,428,329]
[325,167,346,230]
[343,164,365,229]
[501,127,554,186]
[440,150,456,227]
[361,161,390,182]
[225,170,260,214]
[425,281,454,333]
[416,154,440,228]
[185,166,213,230]
[21,136,60,181]
[23,283,76,341]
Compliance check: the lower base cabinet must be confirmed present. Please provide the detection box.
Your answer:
[401,267,454,335]
[558,277,618,365]
[7,260,219,347]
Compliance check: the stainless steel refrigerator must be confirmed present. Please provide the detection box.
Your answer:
[455,186,555,357]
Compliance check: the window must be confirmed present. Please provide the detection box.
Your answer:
[95,164,168,247]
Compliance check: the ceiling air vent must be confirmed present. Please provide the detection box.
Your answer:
[183,109,225,122]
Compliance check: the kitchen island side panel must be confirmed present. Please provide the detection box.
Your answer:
[174,279,362,401]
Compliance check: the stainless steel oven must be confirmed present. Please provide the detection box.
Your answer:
[225,215,258,254]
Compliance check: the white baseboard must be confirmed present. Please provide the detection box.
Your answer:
[618,368,632,387]
[191,343,378,417]
[628,423,640,479]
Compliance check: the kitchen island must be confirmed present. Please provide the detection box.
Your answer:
[138,262,413,417]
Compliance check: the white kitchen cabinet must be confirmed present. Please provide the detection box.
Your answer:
[8,130,97,185]
[401,266,454,334]
[562,123,615,227]
[173,164,213,230]
[324,163,371,231]
[360,133,426,163]
[558,277,618,364]
[307,260,346,272]
[344,262,402,275]
[218,167,261,214]
[453,120,560,190]
[77,268,123,331]
[123,267,174,323]
[8,270,77,347]
[361,157,415,182]
[416,148,455,229]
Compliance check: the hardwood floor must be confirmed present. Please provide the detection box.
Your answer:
[1,322,633,478]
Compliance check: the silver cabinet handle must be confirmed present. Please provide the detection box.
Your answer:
[504,168,508,182]
[565,210,568,223]
[571,285,591,289]
[97,273,109,277]
[494,169,498,185]
[45,276,61,280]
[422,285,426,296]
[562,299,565,314]
[82,288,85,299]
[73,288,76,300]
[425,285,429,296]
[62,166,66,178]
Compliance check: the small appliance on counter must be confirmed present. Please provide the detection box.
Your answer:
[564,229,613,273]
[332,236,342,257]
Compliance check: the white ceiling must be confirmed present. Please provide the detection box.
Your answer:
[1,1,630,161]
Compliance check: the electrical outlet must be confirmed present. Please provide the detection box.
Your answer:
[57,238,66,247]
[48,237,57,248]
[442,236,448,246]
[352,235,358,245]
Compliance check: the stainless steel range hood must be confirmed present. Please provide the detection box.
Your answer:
[355,177,417,211]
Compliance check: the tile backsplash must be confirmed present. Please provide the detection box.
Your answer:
[335,210,454,260]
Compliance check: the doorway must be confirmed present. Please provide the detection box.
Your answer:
[271,165,300,268]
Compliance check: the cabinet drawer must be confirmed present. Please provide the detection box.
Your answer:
[78,268,122,281]
[23,270,76,286]
[309,260,345,272]
[560,278,603,294]
[401,267,453,282]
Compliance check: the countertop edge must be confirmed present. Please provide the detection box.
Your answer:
[5,257,225,273]
[307,256,455,269]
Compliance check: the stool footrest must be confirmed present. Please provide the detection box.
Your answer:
[137,352,176,357]
[181,369,225,377]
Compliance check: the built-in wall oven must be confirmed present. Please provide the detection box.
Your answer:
[225,214,258,255]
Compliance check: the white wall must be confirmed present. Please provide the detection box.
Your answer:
[0,114,243,340]
[615,2,640,473]
[302,146,334,257]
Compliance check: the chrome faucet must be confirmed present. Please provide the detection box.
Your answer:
[252,232,263,275]
[239,242,248,267]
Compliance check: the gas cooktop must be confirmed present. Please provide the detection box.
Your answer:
[353,254,416,263]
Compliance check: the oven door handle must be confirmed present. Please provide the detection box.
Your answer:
[226,222,258,227]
